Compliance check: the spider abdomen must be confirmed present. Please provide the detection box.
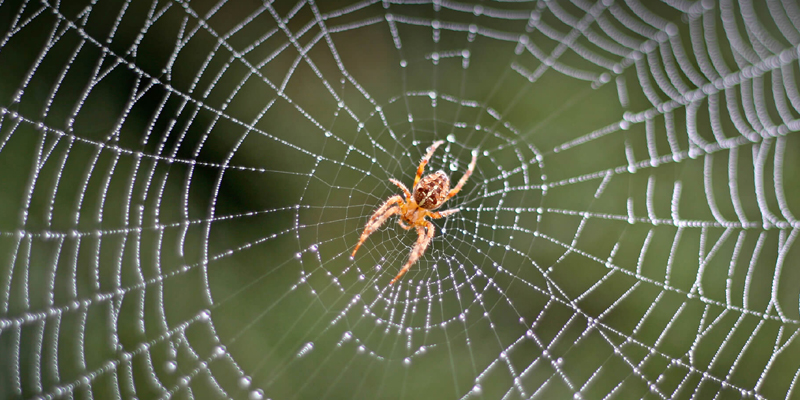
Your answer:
[413,171,450,209]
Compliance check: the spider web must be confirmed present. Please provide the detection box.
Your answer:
[1,0,799,399]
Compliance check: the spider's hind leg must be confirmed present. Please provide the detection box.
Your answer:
[414,141,445,189]
[446,150,478,200]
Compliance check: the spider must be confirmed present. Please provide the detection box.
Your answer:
[351,140,478,284]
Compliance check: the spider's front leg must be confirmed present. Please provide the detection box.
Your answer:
[352,195,404,258]
[390,220,435,284]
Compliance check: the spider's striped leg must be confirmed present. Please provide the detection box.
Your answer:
[390,221,435,284]
[446,150,478,200]
[430,208,459,219]
[389,178,412,200]
[352,195,404,258]
[413,140,445,189]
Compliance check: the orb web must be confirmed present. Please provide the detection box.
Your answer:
[0,0,799,399]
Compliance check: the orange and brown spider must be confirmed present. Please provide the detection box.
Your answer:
[351,140,478,284]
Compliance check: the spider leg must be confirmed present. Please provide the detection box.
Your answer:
[352,195,404,258]
[397,219,413,230]
[430,208,460,219]
[413,140,445,189]
[389,178,412,200]
[446,150,478,200]
[390,220,435,284]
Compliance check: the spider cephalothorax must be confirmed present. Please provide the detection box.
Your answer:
[351,141,478,284]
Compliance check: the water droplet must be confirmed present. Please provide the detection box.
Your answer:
[449,161,459,171]
[214,345,225,356]
[446,134,456,143]
[249,389,264,400]
[357,345,366,354]
[472,385,482,395]
[164,361,177,373]
[239,376,252,388]
[403,357,411,366]
[309,244,318,252]
[296,342,314,358]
